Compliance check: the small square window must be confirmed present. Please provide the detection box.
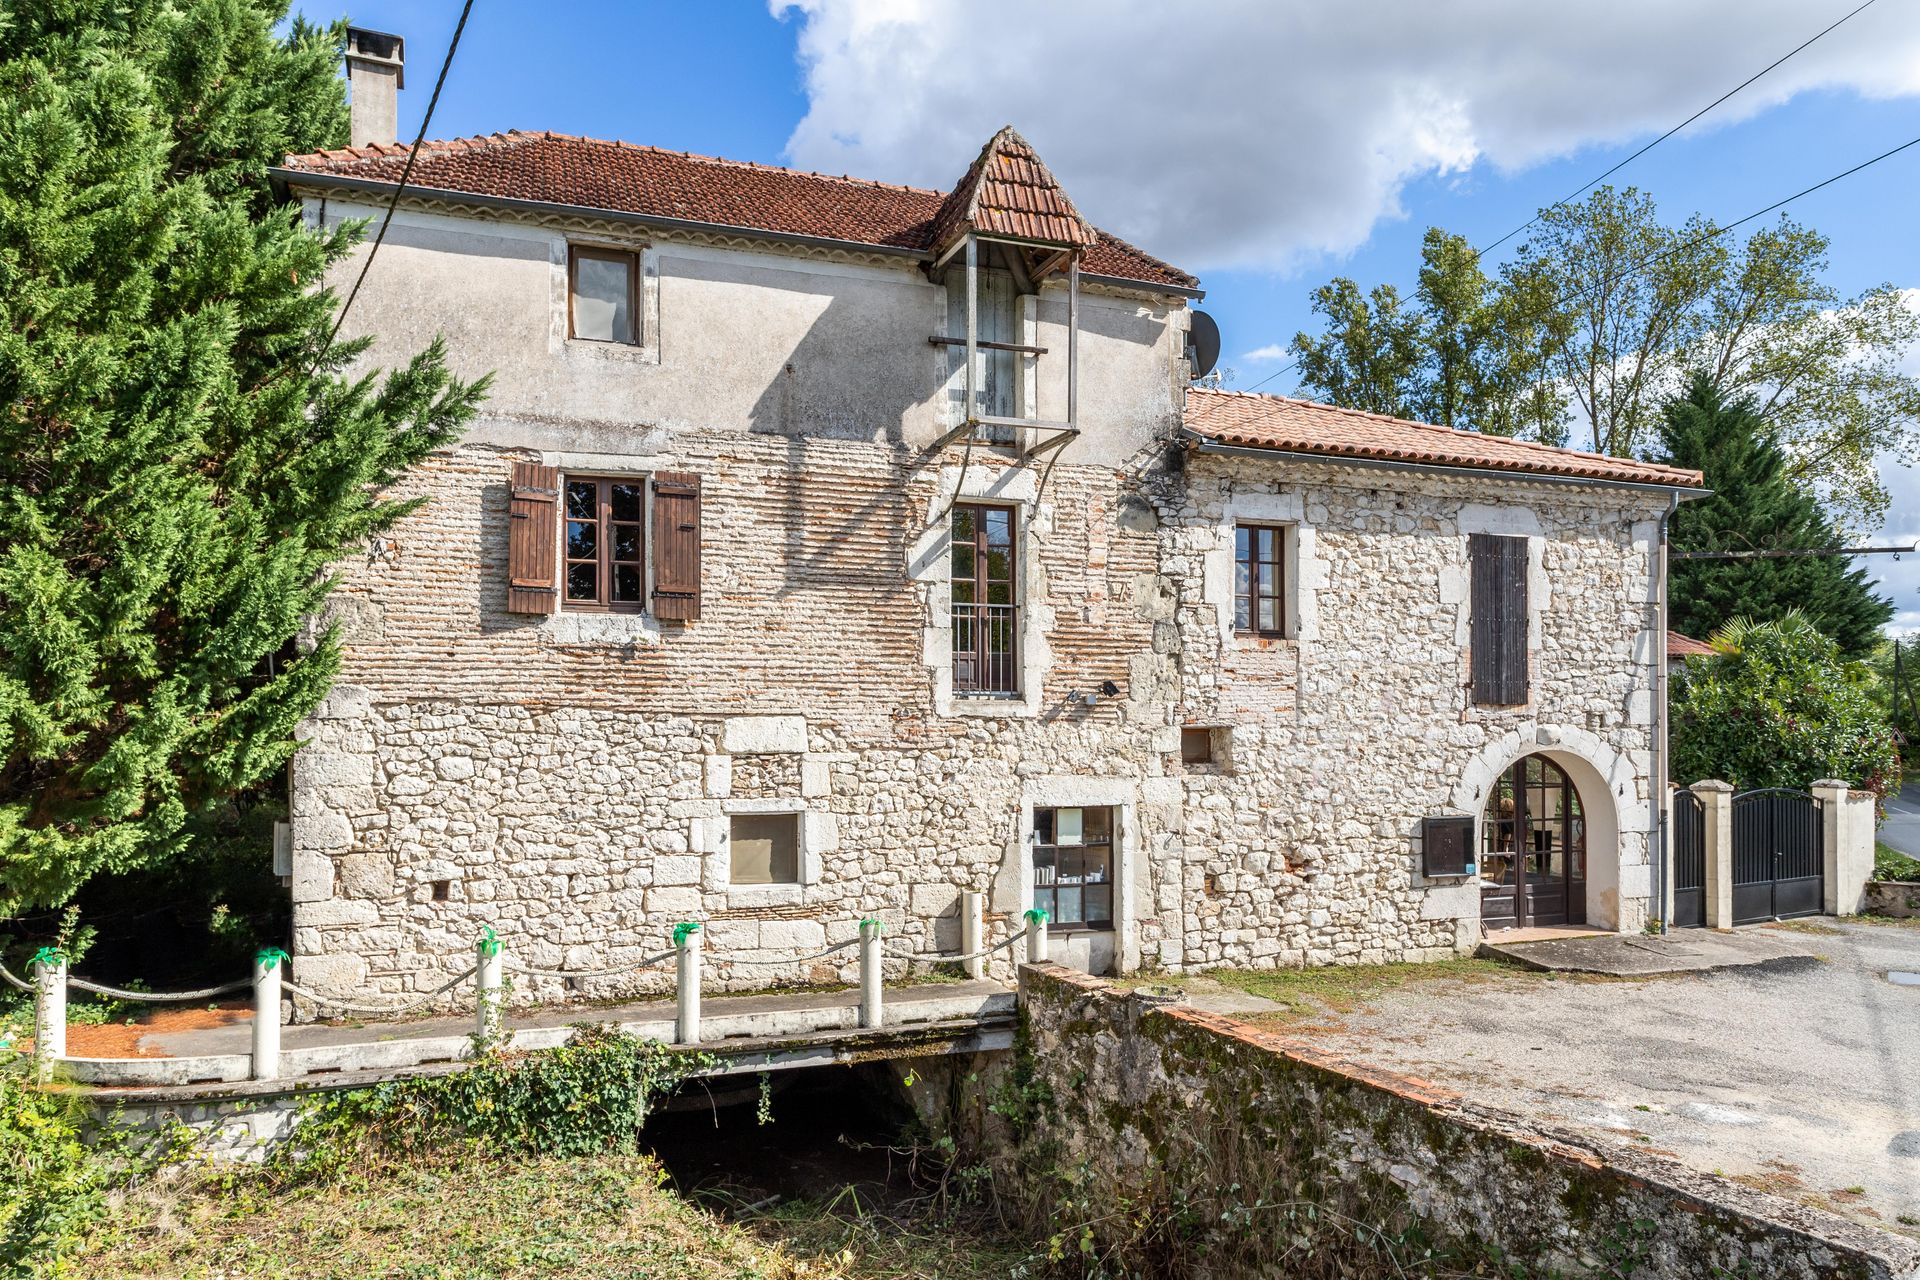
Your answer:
[431,879,451,902]
[569,246,638,344]
[1181,727,1215,765]
[730,813,800,886]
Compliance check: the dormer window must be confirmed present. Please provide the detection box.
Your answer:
[926,127,1094,459]
[568,245,637,344]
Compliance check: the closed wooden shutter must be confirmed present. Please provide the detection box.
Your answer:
[506,461,559,615]
[651,471,702,620]
[1469,533,1529,706]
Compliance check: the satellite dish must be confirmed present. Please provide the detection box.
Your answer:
[1187,310,1221,381]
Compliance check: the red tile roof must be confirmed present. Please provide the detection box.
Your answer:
[277,130,1194,291]
[1667,631,1717,659]
[1184,388,1704,489]
[927,127,1097,253]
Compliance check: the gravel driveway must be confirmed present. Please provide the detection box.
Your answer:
[1284,919,1920,1234]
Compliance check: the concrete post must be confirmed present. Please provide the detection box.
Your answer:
[1811,779,1869,916]
[251,949,285,1081]
[31,950,66,1082]
[474,929,504,1047]
[674,923,702,1046]
[858,918,883,1029]
[1692,780,1735,929]
[1024,908,1049,965]
[960,890,985,980]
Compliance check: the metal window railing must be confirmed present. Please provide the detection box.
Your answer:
[953,602,1019,694]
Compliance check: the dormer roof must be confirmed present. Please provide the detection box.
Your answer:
[926,126,1099,254]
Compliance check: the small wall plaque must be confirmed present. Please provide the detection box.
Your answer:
[1422,815,1475,878]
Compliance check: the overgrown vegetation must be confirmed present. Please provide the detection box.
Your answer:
[1189,955,1524,1023]
[1670,612,1902,795]
[0,1069,105,1278]
[1876,843,1920,883]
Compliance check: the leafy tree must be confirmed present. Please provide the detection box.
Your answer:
[1661,375,1892,657]
[1290,230,1565,439]
[1289,188,1920,527]
[1670,613,1901,795]
[0,2,487,916]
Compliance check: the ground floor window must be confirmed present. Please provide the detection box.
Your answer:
[1481,754,1586,929]
[730,813,800,885]
[1033,806,1114,929]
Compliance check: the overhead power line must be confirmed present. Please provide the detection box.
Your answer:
[1208,1,1883,410]
[1672,541,1920,561]
[323,0,477,353]
[1473,0,1882,260]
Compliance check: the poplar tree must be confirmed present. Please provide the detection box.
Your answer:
[1660,375,1892,658]
[0,2,486,914]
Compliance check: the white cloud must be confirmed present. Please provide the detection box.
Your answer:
[1241,344,1291,363]
[775,1,1920,273]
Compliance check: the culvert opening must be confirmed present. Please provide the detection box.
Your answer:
[643,1061,931,1210]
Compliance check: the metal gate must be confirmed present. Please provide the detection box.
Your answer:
[1671,790,1706,928]
[1731,789,1824,924]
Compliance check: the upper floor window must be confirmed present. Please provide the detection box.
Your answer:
[1468,532,1529,706]
[1234,524,1287,637]
[946,266,1018,422]
[952,503,1018,695]
[569,246,637,344]
[564,478,646,611]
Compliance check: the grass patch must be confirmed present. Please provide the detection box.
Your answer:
[71,1154,1029,1280]
[1875,842,1920,883]
[1197,956,1526,1022]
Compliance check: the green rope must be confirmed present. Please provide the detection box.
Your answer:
[255,947,290,972]
[28,946,65,973]
[673,922,702,948]
[477,926,500,959]
[1024,908,1049,925]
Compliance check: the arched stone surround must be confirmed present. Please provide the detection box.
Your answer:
[1452,724,1651,932]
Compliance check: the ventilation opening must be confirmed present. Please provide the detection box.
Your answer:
[431,879,451,902]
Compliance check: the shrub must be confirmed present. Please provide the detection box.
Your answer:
[0,1069,106,1277]
[1671,612,1902,795]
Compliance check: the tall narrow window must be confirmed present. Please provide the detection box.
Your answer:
[569,246,637,344]
[1032,806,1114,930]
[947,267,1018,422]
[951,504,1018,694]
[1234,524,1286,637]
[1468,533,1529,705]
[563,477,646,611]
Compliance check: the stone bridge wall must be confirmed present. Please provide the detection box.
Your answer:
[954,964,1918,1279]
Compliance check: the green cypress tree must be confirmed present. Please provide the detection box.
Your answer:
[1660,373,1892,658]
[0,2,487,914]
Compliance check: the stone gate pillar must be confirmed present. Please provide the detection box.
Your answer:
[1690,780,1734,929]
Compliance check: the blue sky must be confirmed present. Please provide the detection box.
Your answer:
[306,0,1920,627]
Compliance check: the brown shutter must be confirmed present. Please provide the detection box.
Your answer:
[1469,533,1529,706]
[506,462,559,615]
[651,471,702,620]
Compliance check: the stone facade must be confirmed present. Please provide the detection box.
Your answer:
[284,186,1673,1006]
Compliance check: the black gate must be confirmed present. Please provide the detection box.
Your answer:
[1731,789,1824,924]
[1671,790,1706,928]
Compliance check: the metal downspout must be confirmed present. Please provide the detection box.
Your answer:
[1652,492,1679,935]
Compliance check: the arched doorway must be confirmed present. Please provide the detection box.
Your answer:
[1481,754,1587,930]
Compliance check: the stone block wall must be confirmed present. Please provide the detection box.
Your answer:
[957,963,1918,1279]
[1154,456,1663,967]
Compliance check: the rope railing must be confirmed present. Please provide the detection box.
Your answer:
[16,891,1042,1082]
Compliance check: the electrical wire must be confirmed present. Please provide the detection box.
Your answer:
[1205,2,1887,413]
[322,0,477,353]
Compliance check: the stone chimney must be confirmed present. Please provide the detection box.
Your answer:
[345,27,405,147]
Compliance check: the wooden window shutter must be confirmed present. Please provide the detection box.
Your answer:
[652,471,702,620]
[1469,533,1529,706]
[506,462,559,615]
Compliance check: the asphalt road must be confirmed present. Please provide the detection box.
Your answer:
[1885,782,1920,858]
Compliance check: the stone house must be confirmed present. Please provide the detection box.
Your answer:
[268,46,1703,1003]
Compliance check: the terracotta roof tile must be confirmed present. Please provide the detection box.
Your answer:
[1184,388,1704,488]
[927,126,1097,253]
[1667,631,1717,659]
[278,130,1192,290]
